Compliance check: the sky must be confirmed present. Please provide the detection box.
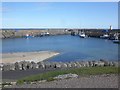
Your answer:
[2,2,118,29]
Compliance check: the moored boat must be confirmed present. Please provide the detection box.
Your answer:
[25,34,34,38]
[100,34,109,39]
[79,31,87,38]
[113,39,120,44]
[113,33,119,44]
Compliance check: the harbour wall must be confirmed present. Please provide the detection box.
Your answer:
[0,29,119,39]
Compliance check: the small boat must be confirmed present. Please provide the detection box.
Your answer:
[45,32,50,36]
[25,34,34,38]
[79,32,86,38]
[113,33,119,44]
[100,34,109,39]
[113,39,120,44]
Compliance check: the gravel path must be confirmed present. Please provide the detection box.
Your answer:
[8,74,118,88]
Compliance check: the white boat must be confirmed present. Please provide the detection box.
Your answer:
[79,32,86,38]
[100,34,109,39]
[45,32,50,36]
[25,34,34,38]
[113,33,119,44]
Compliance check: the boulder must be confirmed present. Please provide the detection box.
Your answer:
[54,62,62,68]
[70,62,77,68]
[54,73,78,80]
[99,60,109,66]
[15,62,22,70]
[44,62,51,69]
[75,62,82,68]
[93,61,99,67]
[31,61,39,69]
[79,61,88,67]
[84,61,90,67]
[37,62,45,69]
[3,64,11,71]
[92,61,104,67]
[112,61,118,67]
[9,64,15,70]
[60,62,68,68]
[0,64,3,71]
[66,62,72,68]
[22,61,30,70]
[109,61,114,66]
[88,61,94,67]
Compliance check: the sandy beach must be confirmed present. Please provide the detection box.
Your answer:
[1,51,59,64]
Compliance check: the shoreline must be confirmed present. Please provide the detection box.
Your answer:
[1,51,59,64]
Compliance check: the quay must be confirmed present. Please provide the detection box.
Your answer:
[0,28,119,39]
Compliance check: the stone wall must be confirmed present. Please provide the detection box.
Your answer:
[1,29,119,39]
[1,29,71,39]
[1,60,119,71]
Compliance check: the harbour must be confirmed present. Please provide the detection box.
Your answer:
[2,33,119,62]
[1,2,119,88]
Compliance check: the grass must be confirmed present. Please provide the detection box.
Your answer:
[17,66,119,84]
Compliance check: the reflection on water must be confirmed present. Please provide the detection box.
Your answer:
[2,35,118,62]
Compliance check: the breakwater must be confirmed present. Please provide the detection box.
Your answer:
[1,29,119,39]
[1,60,119,71]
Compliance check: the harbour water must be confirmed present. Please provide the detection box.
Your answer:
[2,35,118,62]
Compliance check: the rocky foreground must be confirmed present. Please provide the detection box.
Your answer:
[1,59,119,71]
[1,60,119,88]
[6,74,118,88]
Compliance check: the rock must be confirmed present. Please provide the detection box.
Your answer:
[93,61,99,67]
[37,80,47,83]
[9,64,15,70]
[3,64,11,71]
[88,61,94,67]
[66,62,72,68]
[109,61,114,66]
[79,61,89,67]
[2,63,15,71]
[37,62,45,69]
[10,82,16,85]
[98,61,105,67]
[44,62,51,69]
[31,61,39,69]
[70,62,77,68]
[92,61,104,67]
[75,62,82,68]
[55,62,62,68]
[112,62,118,67]
[79,61,86,67]
[0,64,3,71]
[54,73,78,80]
[15,62,22,70]
[99,59,109,66]
[84,61,90,67]
[60,63,68,68]
[22,61,30,70]
[93,61,105,67]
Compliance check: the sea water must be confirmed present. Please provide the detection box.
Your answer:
[2,35,118,62]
